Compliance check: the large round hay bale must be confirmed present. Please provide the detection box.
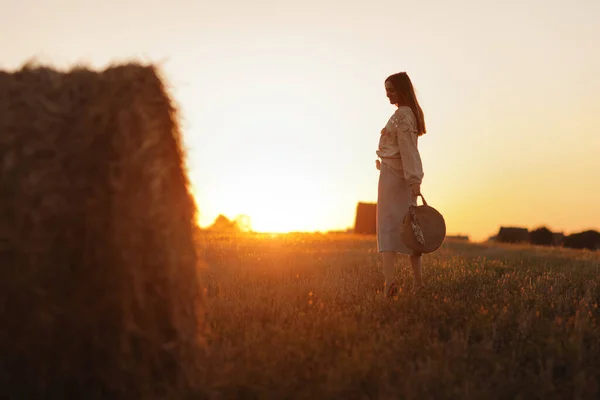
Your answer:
[0,62,203,399]
[354,202,377,235]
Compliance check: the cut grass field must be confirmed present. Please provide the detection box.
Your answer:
[195,232,600,399]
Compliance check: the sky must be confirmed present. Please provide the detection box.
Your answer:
[1,0,599,241]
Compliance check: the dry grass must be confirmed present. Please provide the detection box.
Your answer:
[195,232,600,400]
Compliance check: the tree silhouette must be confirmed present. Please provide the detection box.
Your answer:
[564,230,600,251]
[207,214,252,232]
[234,214,252,232]
[208,214,238,232]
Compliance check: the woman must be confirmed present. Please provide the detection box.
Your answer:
[375,71,426,298]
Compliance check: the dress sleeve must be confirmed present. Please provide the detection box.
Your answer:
[391,109,424,185]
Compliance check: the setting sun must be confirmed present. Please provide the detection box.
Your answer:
[196,171,335,233]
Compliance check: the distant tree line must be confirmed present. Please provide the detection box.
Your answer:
[202,214,252,233]
[491,226,600,251]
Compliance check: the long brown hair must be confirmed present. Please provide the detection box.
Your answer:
[385,72,426,136]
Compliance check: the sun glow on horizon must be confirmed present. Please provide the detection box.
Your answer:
[196,171,341,234]
[133,0,598,242]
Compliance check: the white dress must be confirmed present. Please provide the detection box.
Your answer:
[376,106,424,253]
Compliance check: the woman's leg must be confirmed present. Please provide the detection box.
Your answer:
[382,251,397,293]
[409,253,424,288]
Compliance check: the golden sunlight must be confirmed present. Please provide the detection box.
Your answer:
[216,172,330,234]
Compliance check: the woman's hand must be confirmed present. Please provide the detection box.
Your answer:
[410,183,421,198]
[376,159,381,170]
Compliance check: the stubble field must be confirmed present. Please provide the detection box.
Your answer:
[194,232,600,400]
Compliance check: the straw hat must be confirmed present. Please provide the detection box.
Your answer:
[401,194,446,254]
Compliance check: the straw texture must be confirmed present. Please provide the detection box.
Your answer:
[0,62,203,399]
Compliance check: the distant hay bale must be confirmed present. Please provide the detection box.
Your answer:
[552,232,565,246]
[354,202,377,235]
[496,226,530,244]
[0,62,203,398]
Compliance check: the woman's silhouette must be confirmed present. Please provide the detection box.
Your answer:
[375,72,426,297]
